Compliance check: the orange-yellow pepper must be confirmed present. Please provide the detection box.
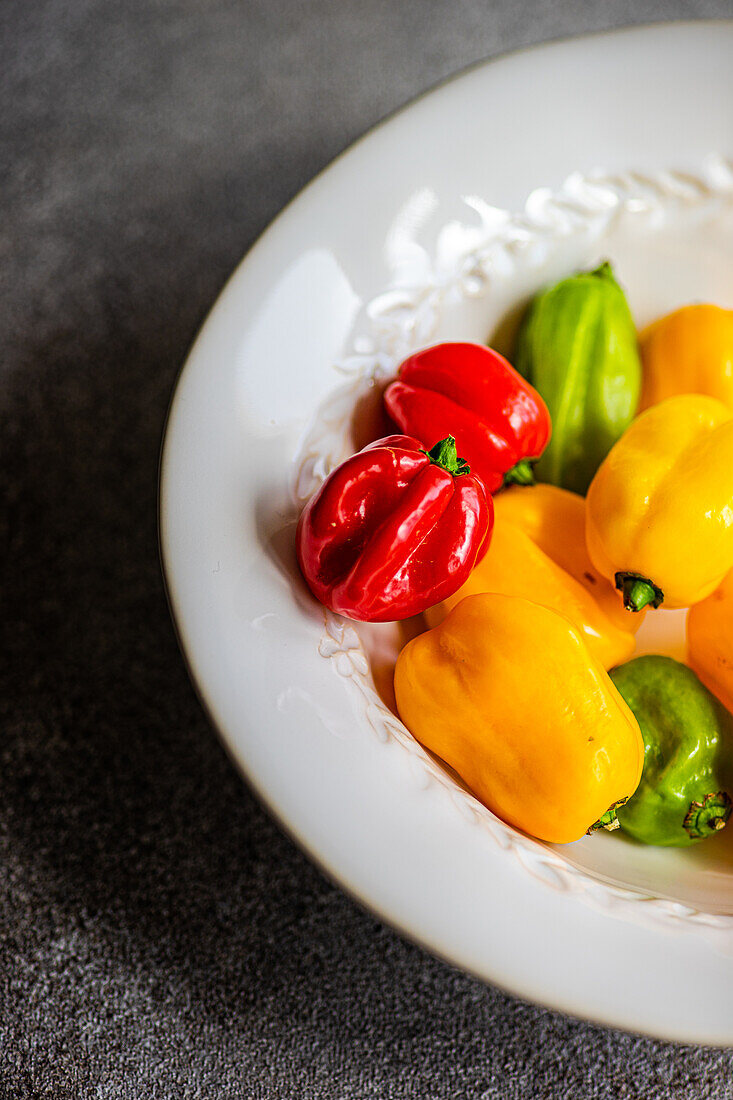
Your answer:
[394,592,643,844]
[426,484,639,668]
[586,394,733,611]
[688,570,733,714]
[640,304,733,411]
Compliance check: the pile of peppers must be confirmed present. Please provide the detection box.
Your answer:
[297,273,733,848]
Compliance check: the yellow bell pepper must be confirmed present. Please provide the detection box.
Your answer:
[640,304,733,412]
[586,394,733,611]
[394,592,643,844]
[426,484,639,669]
[688,570,733,714]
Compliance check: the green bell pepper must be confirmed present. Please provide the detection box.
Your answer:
[513,261,641,495]
[605,655,733,846]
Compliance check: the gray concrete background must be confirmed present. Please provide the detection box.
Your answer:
[2,2,733,1096]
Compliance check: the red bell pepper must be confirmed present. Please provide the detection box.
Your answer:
[383,342,551,493]
[297,434,492,622]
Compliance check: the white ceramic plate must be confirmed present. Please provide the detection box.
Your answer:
[160,22,733,1044]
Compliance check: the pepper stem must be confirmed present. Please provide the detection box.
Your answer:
[503,458,536,488]
[615,572,664,612]
[591,260,615,281]
[587,796,629,834]
[683,791,732,840]
[423,435,471,477]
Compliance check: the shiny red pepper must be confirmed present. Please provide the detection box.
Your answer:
[296,434,492,622]
[384,342,551,493]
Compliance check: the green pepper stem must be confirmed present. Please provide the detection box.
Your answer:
[591,260,615,281]
[683,791,732,839]
[423,435,471,477]
[502,458,536,488]
[615,572,664,612]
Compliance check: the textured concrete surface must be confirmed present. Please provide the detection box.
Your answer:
[2,2,733,1096]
